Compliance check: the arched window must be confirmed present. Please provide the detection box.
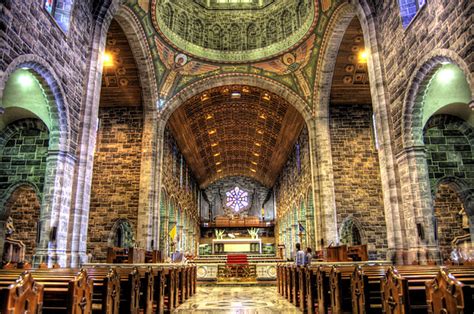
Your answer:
[297,0,307,27]
[193,19,204,46]
[247,24,257,50]
[109,219,134,248]
[229,24,241,51]
[44,0,74,32]
[267,19,277,43]
[176,12,188,39]
[398,0,426,28]
[162,3,174,29]
[340,217,364,246]
[281,10,293,38]
[209,25,222,50]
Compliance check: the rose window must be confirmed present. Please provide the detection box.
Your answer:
[226,187,249,212]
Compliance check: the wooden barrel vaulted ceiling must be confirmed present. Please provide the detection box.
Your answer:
[167,85,305,188]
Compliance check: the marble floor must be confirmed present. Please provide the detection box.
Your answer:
[173,286,302,313]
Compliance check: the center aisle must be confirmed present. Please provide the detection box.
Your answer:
[174,286,301,313]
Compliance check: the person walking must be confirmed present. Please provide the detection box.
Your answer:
[295,243,305,266]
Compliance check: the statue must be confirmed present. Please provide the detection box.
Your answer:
[5,216,15,238]
[248,228,260,239]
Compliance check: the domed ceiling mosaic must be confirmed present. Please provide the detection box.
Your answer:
[152,0,317,62]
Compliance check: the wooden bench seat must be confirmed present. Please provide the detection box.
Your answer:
[0,271,44,314]
[381,266,474,314]
[0,269,91,314]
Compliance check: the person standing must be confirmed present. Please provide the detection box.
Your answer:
[305,247,312,266]
[295,243,305,266]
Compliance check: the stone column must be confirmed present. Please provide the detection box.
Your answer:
[310,117,338,247]
[34,151,75,266]
[396,146,440,264]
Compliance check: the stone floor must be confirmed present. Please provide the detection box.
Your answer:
[173,286,302,313]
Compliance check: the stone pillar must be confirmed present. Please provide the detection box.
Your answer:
[286,226,292,259]
[310,117,338,247]
[34,151,75,266]
[160,215,169,259]
[396,146,440,264]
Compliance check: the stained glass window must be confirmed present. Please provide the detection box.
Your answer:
[226,187,249,212]
[398,0,426,28]
[43,0,74,32]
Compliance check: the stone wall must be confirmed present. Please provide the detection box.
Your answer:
[330,104,387,259]
[5,185,41,261]
[424,115,474,193]
[274,125,313,253]
[88,107,143,261]
[372,0,472,151]
[0,119,49,196]
[0,0,98,153]
[433,184,468,260]
[160,126,200,255]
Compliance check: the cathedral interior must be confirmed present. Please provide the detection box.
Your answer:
[0,0,472,312]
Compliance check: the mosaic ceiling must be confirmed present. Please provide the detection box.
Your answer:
[167,85,305,188]
[152,0,317,62]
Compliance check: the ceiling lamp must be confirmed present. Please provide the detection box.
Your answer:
[358,50,368,63]
[255,142,261,147]
[253,152,260,157]
[211,142,218,147]
[259,114,266,120]
[201,93,210,102]
[257,129,264,135]
[262,93,271,101]
[213,152,221,157]
[249,168,257,173]
[217,169,222,173]
[242,86,250,93]
[208,129,217,135]
[231,92,241,99]
[251,161,258,165]
[206,114,213,120]
[216,161,222,166]
[102,52,114,67]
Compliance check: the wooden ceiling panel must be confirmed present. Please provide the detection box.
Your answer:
[168,85,305,188]
[100,20,142,107]
[330,17,372,105]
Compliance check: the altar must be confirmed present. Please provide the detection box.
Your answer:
[212,238,262,254]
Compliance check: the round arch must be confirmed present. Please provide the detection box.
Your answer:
[160,73,312,125]
[402,49,473,148]
[0,54,71,152]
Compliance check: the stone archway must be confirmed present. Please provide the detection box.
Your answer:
[312,0,402,260]
[396,50,472,264]
[0,55,73,266]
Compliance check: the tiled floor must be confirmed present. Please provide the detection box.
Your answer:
[173,286,302,313]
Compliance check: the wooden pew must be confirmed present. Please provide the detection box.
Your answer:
[381,266,474,314]
[329,265,355,314]
[298,266,308,312]
[0,268,93,314]
[425,268,473,313]
[305,266,319,314]
[0,271,44,314]
[291,265,300,306]
[351,265,388,314]
[317,265,332,314]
